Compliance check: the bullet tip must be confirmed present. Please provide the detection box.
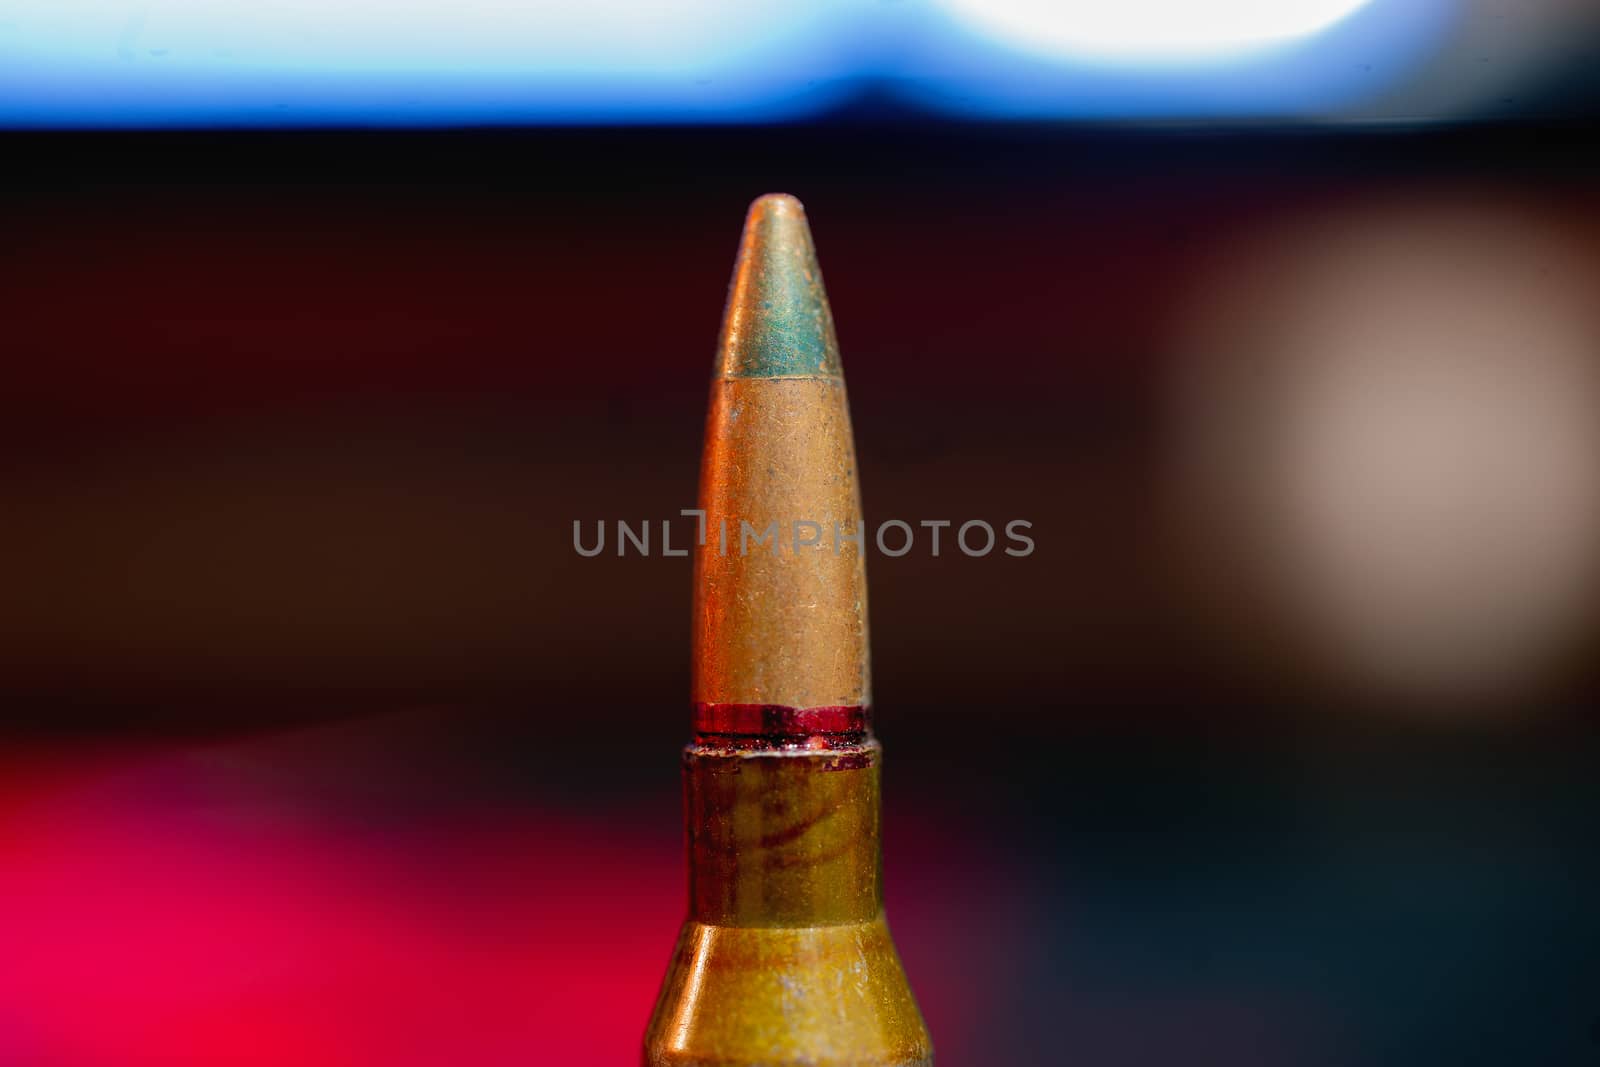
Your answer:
[748,192,805,217]
[716,193,841,380]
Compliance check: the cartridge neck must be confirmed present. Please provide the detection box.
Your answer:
[682,734,882,927]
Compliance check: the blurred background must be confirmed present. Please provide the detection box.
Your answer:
[3,1,1600,1064]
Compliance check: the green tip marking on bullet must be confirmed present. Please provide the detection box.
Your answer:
[715,193,844,381]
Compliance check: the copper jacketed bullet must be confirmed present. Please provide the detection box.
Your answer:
[643,195,932,1067]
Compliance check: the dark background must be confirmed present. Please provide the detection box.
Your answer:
[2,122,1598,1064]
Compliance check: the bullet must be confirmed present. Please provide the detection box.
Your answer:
[644,195,932,1067]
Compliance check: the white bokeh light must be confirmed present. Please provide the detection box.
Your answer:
[1174,201,1600,707]
[935,0,1378,62]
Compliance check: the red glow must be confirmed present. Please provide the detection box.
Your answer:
[0,741,1009,1064]
[0,749,679,1066]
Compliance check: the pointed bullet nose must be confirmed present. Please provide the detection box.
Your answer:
[715,193,842,380]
